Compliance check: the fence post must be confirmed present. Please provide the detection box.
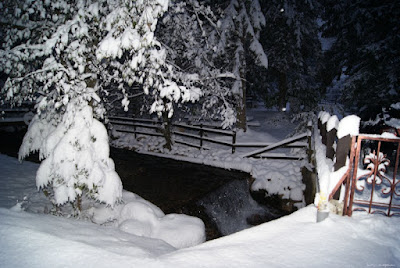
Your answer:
[232,130,236,154]
[307,121,313,163]
[319,112,330,146]
[332,115,360,200]
[334,114,360,172]
[326,115,339,160]
[199,124,203,149]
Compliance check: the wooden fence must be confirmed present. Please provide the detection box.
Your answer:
[109,116,311,159]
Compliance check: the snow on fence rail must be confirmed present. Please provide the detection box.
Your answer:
[108,116,311,158]
[0,105,34,126]
[315,111,400,217]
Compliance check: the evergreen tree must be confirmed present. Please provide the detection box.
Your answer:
[0,0,201,208]
[210,0,268,131]
[156,0,237,129]
[260,0,321,112]
[321,0,400,122]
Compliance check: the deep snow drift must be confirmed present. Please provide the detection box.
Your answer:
[1,153,399,267]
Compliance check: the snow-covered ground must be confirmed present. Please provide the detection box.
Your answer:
[1,154,399,267]
[1,107,399,267]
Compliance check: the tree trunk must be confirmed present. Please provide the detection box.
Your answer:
[236,35,247,132]
[278,71,288,111]
[236,90,247,132]
[162,110,173,150]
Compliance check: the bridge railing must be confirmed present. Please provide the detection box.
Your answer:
[109,116,237,153]
[109,116,311,159]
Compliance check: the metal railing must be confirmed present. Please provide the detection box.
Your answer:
[316,111,400,217]
[343,135,400,217]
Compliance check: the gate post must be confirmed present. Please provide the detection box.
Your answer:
[332,115,360,201]
[334,115,360,171]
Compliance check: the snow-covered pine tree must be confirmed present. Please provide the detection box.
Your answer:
[261,0,321,112]
[97,1,202,150]
[0,0,201,209]
[210,0,268,131]
[321,0,400,122]
[156,0,237,129]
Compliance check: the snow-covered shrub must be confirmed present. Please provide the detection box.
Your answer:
[0,0,202,208]
[20,100,122,207]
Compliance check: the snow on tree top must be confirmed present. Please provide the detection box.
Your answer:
[337,115,360,139]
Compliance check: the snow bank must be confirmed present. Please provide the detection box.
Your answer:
[0,208,175,268]
[2,204,399,268]
[91,191,205,249]
[0,154,205,250]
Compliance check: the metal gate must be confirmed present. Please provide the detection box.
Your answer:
[343,135,400,217]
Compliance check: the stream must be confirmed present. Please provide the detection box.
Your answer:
[110,147,282,240]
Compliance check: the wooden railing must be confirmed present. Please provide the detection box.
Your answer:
[109,116,311,159]
[109,116,237,153]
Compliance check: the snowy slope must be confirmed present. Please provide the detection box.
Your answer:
[1,153,399,267]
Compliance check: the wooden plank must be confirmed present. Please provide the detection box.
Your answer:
[201,126,233,136]
[109,116,160,124]
[0,108,30,112]
[242,132,308,158]
[174,139,201,149]
[173,123,233,136]
[116,129,163,137]
[110,121,160,130]
[173,123,203,132]
[202,136,232,146]
[234,141,308,148]
[252,153,305,160]
[172,131,200,139]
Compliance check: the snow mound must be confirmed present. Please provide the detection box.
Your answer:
[92,191,205,249]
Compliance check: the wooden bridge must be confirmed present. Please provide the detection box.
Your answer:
[108,116,312,160]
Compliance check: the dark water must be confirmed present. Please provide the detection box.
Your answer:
[110,147,252,240]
